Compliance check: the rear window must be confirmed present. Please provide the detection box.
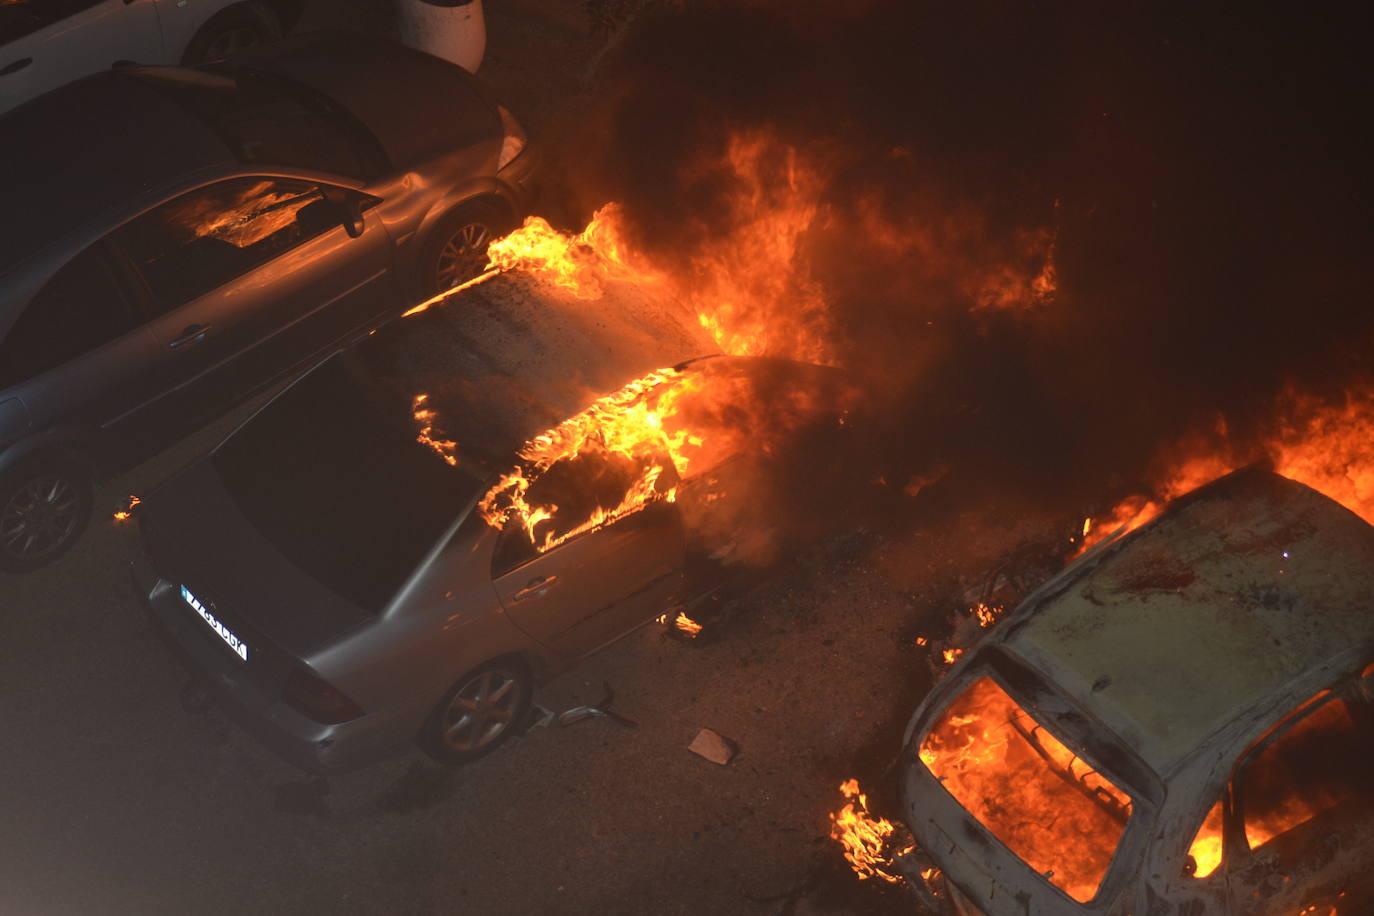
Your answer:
[213,353,482,612]
[919,676,1136,903]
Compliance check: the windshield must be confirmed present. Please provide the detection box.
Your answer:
[127,68,387,179]
[213,352,482,613]
[919,675,1137,903]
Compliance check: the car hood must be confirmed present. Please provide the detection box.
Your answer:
[140,458,373,659]
[230,31,502,169]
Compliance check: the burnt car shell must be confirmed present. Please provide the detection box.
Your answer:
[897,468,1374,916]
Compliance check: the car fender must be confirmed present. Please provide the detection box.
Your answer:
[0,421,99,479]
[417,176,520,247]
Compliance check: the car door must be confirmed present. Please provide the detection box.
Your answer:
[108,175,397,428]
[491,454,686,659]
[0,240,164,461]
[0,0,162,114]
[1225,681,1374,914]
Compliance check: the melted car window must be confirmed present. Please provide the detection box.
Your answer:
[919,676,1134,903]
[1239,694,1374,853]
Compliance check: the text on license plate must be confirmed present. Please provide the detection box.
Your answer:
[180,584,249,661]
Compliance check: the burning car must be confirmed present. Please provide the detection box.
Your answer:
[897,468,1374,916]
[130,281,855,772]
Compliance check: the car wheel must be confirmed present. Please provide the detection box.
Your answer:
[181,2,283,66]
[421,659,533,765]
[419,200,514,298]
[0,460,92,572]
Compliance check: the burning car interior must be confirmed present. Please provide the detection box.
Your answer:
[3,2,1372,915]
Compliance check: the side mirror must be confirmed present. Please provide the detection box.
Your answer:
[340,197,366,239]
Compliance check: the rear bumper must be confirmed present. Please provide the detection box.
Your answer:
[130,555,404,774]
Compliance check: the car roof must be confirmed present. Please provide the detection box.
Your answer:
[998,468,1374,778]
[350,270,720,470]
[0,71,235,274]
[225,31,501,169]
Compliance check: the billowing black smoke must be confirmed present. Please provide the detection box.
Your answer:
[560,0,1373,519]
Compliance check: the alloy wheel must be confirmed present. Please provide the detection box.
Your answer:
[441,667,523,753]
[435,222,493,290]
[202,26,262,62]
[0,474,82,563]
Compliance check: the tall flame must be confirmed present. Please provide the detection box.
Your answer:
[829,778,911,884]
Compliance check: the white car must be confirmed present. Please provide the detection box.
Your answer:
[0,0,301,115]
[395,0,485,73]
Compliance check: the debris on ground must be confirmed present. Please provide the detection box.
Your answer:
[556,682,639,728]
[688,727,737,765]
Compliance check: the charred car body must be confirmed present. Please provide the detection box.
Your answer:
[131,283,853,772]
[0,31,534,570]
[898,468,1374,916]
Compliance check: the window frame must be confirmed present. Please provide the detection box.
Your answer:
[1226,671,1374,870]
[488,450,683,579]
[914,651,1161,909]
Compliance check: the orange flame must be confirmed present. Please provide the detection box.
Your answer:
[1079,386,1374,554]
[656,610,703,638]
[112,494,141,523]
[476,367,689,552]
[829,778,912,884]
[920,677,1132,903]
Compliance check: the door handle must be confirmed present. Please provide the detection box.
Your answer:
[511,575,558,601]
[0,58,33,77]
[169,324,212,349]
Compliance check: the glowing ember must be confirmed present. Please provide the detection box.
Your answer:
[112,494,141,523]
[829,778,911,884]
[941,648,964,665]
[969,602,1003,628]
[920,677,1133,903]
[656,610,703,638]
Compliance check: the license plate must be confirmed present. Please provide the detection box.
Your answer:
[181,584,249,662]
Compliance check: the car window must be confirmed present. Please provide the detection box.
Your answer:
[0,242,139,388]
[918,675,1137,903]
[491,448,680,577]
[111,177,342,315]
[1,0,105,45]
[213,353,482,613]
[127,68,387,180]
[1236,692,1374,858]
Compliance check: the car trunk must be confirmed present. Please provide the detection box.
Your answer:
[140,458,374,665]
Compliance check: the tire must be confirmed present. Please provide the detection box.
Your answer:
[181,2,283,66]
[421,658,533,766]
[417,200,515,299]
[0,459,93,572]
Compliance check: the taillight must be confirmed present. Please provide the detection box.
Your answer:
[283,667,364,724]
